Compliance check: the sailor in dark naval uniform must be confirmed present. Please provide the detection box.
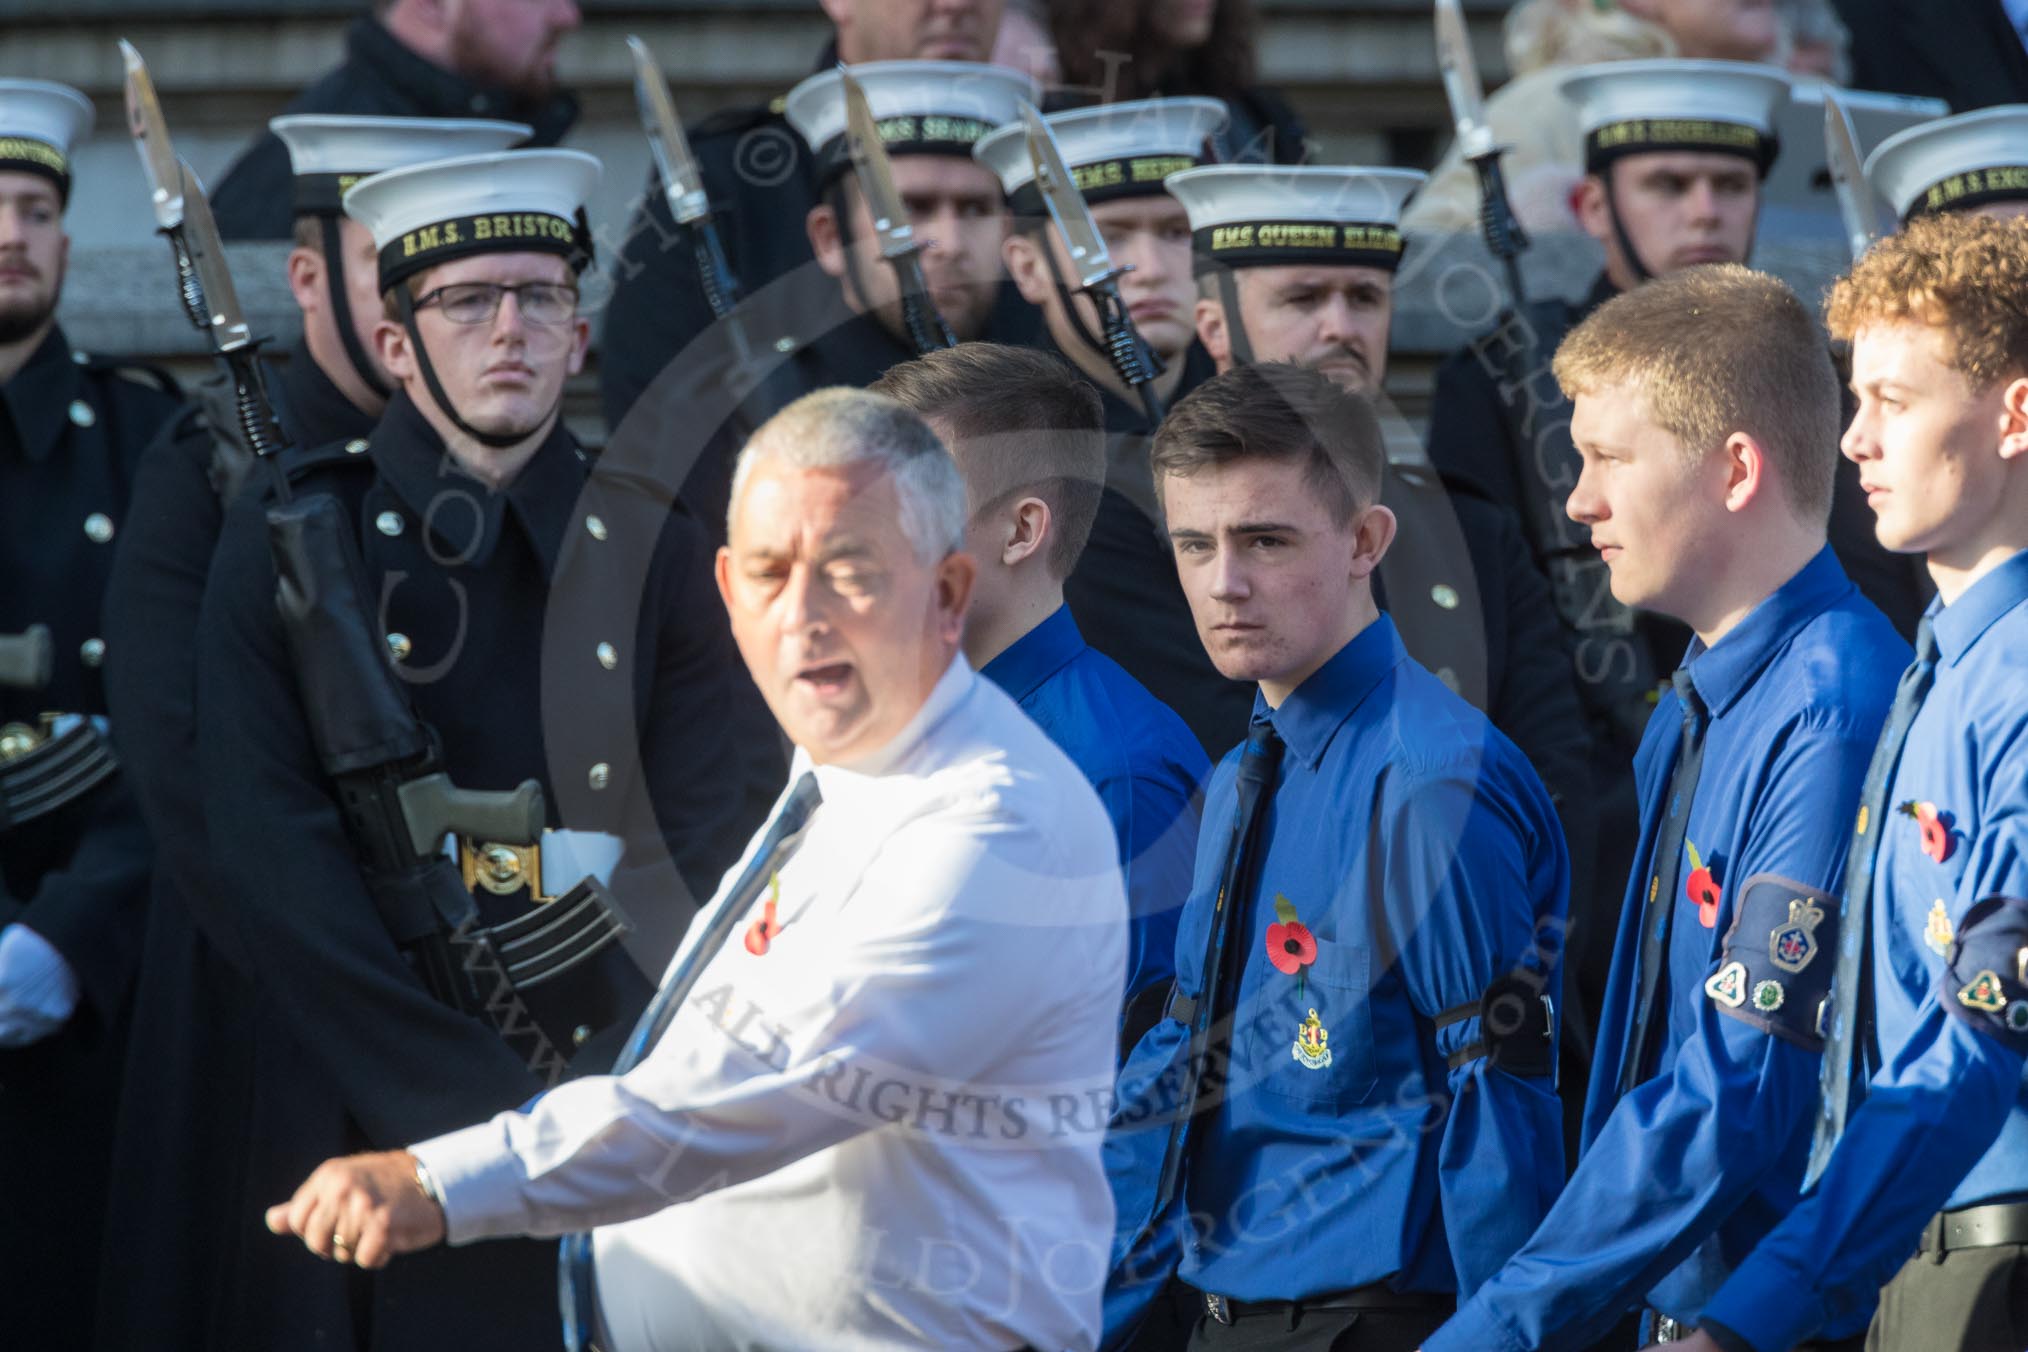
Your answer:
[208,0,572,239]
[191,146,765,1351]
[597,0,1007,438]
[1864,102,2028,226]
[1167,161,1595,908]
[609,59,1034,545]
[94,115,530,1352]
[972,95,1248,755]
[0,78,184,1351]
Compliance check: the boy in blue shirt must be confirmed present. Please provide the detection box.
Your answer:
[1424,265,1907,1351]
[1681,210,2028,1352]
[872,343,1208,1054]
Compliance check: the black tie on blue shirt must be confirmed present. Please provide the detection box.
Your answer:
[1619,669,1709,1096]
[560,771,823,1352]
[1148,719,1285,1221]
[1809,617,1939,1187]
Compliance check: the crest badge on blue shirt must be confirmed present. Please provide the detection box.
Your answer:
[1768,896,1826,973]
[1752,979,1785,1012]
[1705,960,1748,1008]
[1958,969,2008,1013]
[1292,1008,1333,1069]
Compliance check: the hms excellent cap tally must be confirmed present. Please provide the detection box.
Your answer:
[1866,105,2028,222]
[0,80,93,204]
[272,114,531,216]
[1165,164,1427,274]
[343,147,601,293]
[1560,59,1792,175]
[784,60,1036,184]
[973,96,1228,216]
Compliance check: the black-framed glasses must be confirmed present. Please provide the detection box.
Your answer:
[414,281,580,326]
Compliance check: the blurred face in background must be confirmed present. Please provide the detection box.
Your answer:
[1152,0,1220,47]
[445,0,580,98]
[824,0,1008,62]
[1619,0,1780,61]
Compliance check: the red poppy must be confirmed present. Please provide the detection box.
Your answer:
[1902,801,1955,864]
[1684,840,1722,928]
[1688,869,1722,928]
[744,893,780,956]
[1267,921,1317,975]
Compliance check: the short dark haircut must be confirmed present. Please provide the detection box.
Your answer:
[871,343,1106,579]
[1151,361,1384,523]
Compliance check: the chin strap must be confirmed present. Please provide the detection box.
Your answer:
[319,214,391,403]
[1213,267,1256,366]
[393,286,559,451]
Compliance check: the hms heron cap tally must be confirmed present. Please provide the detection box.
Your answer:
[1865,105,2028,222]
[0,80,94,205]
[1560,59,1792,176]
[784,60,1037,185]
[272,114,532,215]
[1165,164,1427,274]
[343,147,601,293]
[973,96,1228,215]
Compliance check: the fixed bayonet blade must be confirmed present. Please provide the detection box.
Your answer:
[178,160,254,352]
[120,39,186,231]
[626,35,710,225]
[840,66,919,261]
[1019,100,1120,291]
[1434,0,1495,161]
[1824,90,1885,260]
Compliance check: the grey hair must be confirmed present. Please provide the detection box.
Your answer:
[727,386,968,564]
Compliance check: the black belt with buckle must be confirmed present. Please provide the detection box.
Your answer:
[1198,1281,1454,1326]
[1919,1199,2028,1256]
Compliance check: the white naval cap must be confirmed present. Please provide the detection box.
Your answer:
[1165,164,1427,273]
[784,60,1037,184]
[342,147,601,292]
[1865,105,2028,222]
[0,80,94,204]
[272,114,531,215]
[973,96,1228,213]
[1560,59,1792,175]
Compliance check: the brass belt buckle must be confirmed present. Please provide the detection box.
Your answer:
[0,713,55,764]
[459,837,553,903]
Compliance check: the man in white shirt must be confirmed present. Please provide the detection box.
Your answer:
[265,387,1129,1352]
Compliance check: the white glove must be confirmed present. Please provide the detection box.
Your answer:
[0,923,80,1048]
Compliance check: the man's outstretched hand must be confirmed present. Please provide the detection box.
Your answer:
[267,1149,446,1269]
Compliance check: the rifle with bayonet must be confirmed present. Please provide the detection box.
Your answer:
[1434,0,1530,314]
[123,40,287,476]
[1017,99,1168,426]
[840,66,956,355]
[1824,89,1888,262]
[120,42,610,1081]
[628,36,747,333]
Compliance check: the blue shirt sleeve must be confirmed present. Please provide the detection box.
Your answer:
[1108,761,1203,1019]
[1699,779,2028,1351]
[1384,760,1568,1298]
[1699,1007,2023,1351]
[1430,710,1878,1352]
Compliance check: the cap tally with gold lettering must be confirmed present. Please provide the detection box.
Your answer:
[1866,105,2028,222]
[0,80,93,206]
[1560,59,1791,177]
[1164,165,1427,275]
[785,60,1036,185]
[343,148,601,293]
[273,115,531,217]
[973,97,1228,217]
